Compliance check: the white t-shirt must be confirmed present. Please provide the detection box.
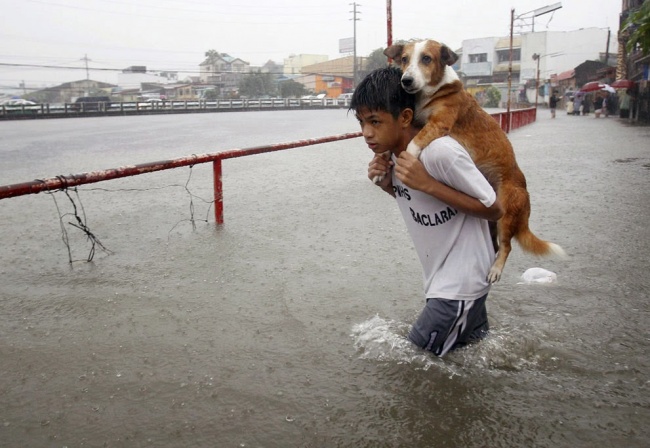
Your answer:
[391,136,496,301]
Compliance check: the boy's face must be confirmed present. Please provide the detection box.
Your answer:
[355,107,405,155]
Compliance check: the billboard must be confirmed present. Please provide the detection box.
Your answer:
[339,37,354,54]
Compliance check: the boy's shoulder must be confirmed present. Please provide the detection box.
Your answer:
[422,136,467,160]
[420,136,476,177]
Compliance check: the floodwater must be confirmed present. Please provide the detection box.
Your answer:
[1,110,649,447]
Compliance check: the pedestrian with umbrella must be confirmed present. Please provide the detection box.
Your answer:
[594,93,604,118]
[573,92,584,116]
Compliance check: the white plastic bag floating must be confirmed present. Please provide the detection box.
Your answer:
[519,267,557,284]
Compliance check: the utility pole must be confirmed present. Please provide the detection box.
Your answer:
[80,54,92,97]
[506,8,514,133]
[386,0,392,50]
[349,3,361,88]
[81,54,91,81]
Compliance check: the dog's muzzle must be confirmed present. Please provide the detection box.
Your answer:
[401,76,417,93]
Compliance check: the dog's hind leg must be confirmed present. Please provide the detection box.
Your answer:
[487,215,515,284]
[488,220,500,254]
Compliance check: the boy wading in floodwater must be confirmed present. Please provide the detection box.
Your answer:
[350,67,503,356]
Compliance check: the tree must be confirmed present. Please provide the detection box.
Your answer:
[623,2,650,55]
[204,49,220,62]
[238,71,277,98]
[366,47,390,70]
[203,89,220,100]
[485,86,501,108]
[357,47,390,80]
[279,79,309,98]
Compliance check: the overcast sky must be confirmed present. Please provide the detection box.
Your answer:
[0,0,622,93]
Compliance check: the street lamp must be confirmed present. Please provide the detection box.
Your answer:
[507,2,562,131]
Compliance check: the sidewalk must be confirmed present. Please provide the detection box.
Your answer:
[492,107,650,285]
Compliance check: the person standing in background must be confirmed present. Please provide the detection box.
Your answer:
[549,91,559,118]
[594,94,604,118]
[566,96,575,115]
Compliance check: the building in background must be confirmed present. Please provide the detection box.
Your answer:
[296,56,366,97]
[283,54,328,75]
[618,0,649,122]
[117,66,178,90]
[28,79,116,104]
[199,52,250,97]
[459,27,618,106]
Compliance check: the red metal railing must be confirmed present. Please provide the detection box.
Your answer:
[491,107,537,132]
[0,133,362,224]
[0,108,536,224]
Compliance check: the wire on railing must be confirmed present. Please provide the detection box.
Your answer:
[0,132,363,224]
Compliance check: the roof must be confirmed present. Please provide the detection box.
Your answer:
[301,56,367,77]
[200,53,249,66]
[496,36,521,49]
[557,69,575,81]
[59,79,117,89]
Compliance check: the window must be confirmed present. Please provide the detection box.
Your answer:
[469,53,487,63]
[497,49,521,63]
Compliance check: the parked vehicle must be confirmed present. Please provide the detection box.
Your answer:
[1,99,40,115]
[71,96,111,111]
[136,98,164,109]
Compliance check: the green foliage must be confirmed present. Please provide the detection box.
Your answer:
[624,2,650,55]
[279,79,309,98]
[204,49,220,62]
[238,71,277,98]
[203,89,219,100]
[362,48,389,74]
[485,86,501,108]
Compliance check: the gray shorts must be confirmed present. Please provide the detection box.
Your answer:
[408,294,489,357]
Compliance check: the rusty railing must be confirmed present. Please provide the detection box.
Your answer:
[0,133,362,224]
[0,108,536,224]
[491,107,537,132]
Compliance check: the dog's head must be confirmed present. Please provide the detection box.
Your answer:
[384,40,458,94]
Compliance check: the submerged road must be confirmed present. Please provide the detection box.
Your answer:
[0,109,649,447]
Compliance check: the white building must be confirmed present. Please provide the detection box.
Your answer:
[519,28,617,83]
[459,27,618,104]
[283,54,328,75]
[116,66,177,90]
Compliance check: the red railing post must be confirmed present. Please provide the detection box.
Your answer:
[213,158,223,225]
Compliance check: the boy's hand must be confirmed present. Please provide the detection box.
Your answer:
[394,151,431,190]
[367,153,393,190]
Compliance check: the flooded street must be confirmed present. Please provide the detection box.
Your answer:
[1,110,649,447]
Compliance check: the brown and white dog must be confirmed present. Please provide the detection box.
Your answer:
[384,39,565,283]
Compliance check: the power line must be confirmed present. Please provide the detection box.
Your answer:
[23,0,346,23]
[0,62,121,72]
[0,61,289,76]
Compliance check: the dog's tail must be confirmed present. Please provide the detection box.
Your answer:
[515,228,567,259]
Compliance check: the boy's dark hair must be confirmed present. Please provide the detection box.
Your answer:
[349,66,416,118]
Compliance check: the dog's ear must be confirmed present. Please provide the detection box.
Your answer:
[440,45,459,67]
[384,45,404,60]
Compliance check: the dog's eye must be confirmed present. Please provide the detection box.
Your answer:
[401,56,408,64]
[422,55,432,64]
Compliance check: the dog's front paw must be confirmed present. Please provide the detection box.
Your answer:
[406,141,422,159]
[487,266,502,284]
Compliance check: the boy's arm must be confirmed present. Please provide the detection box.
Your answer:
[394,151,503,221]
